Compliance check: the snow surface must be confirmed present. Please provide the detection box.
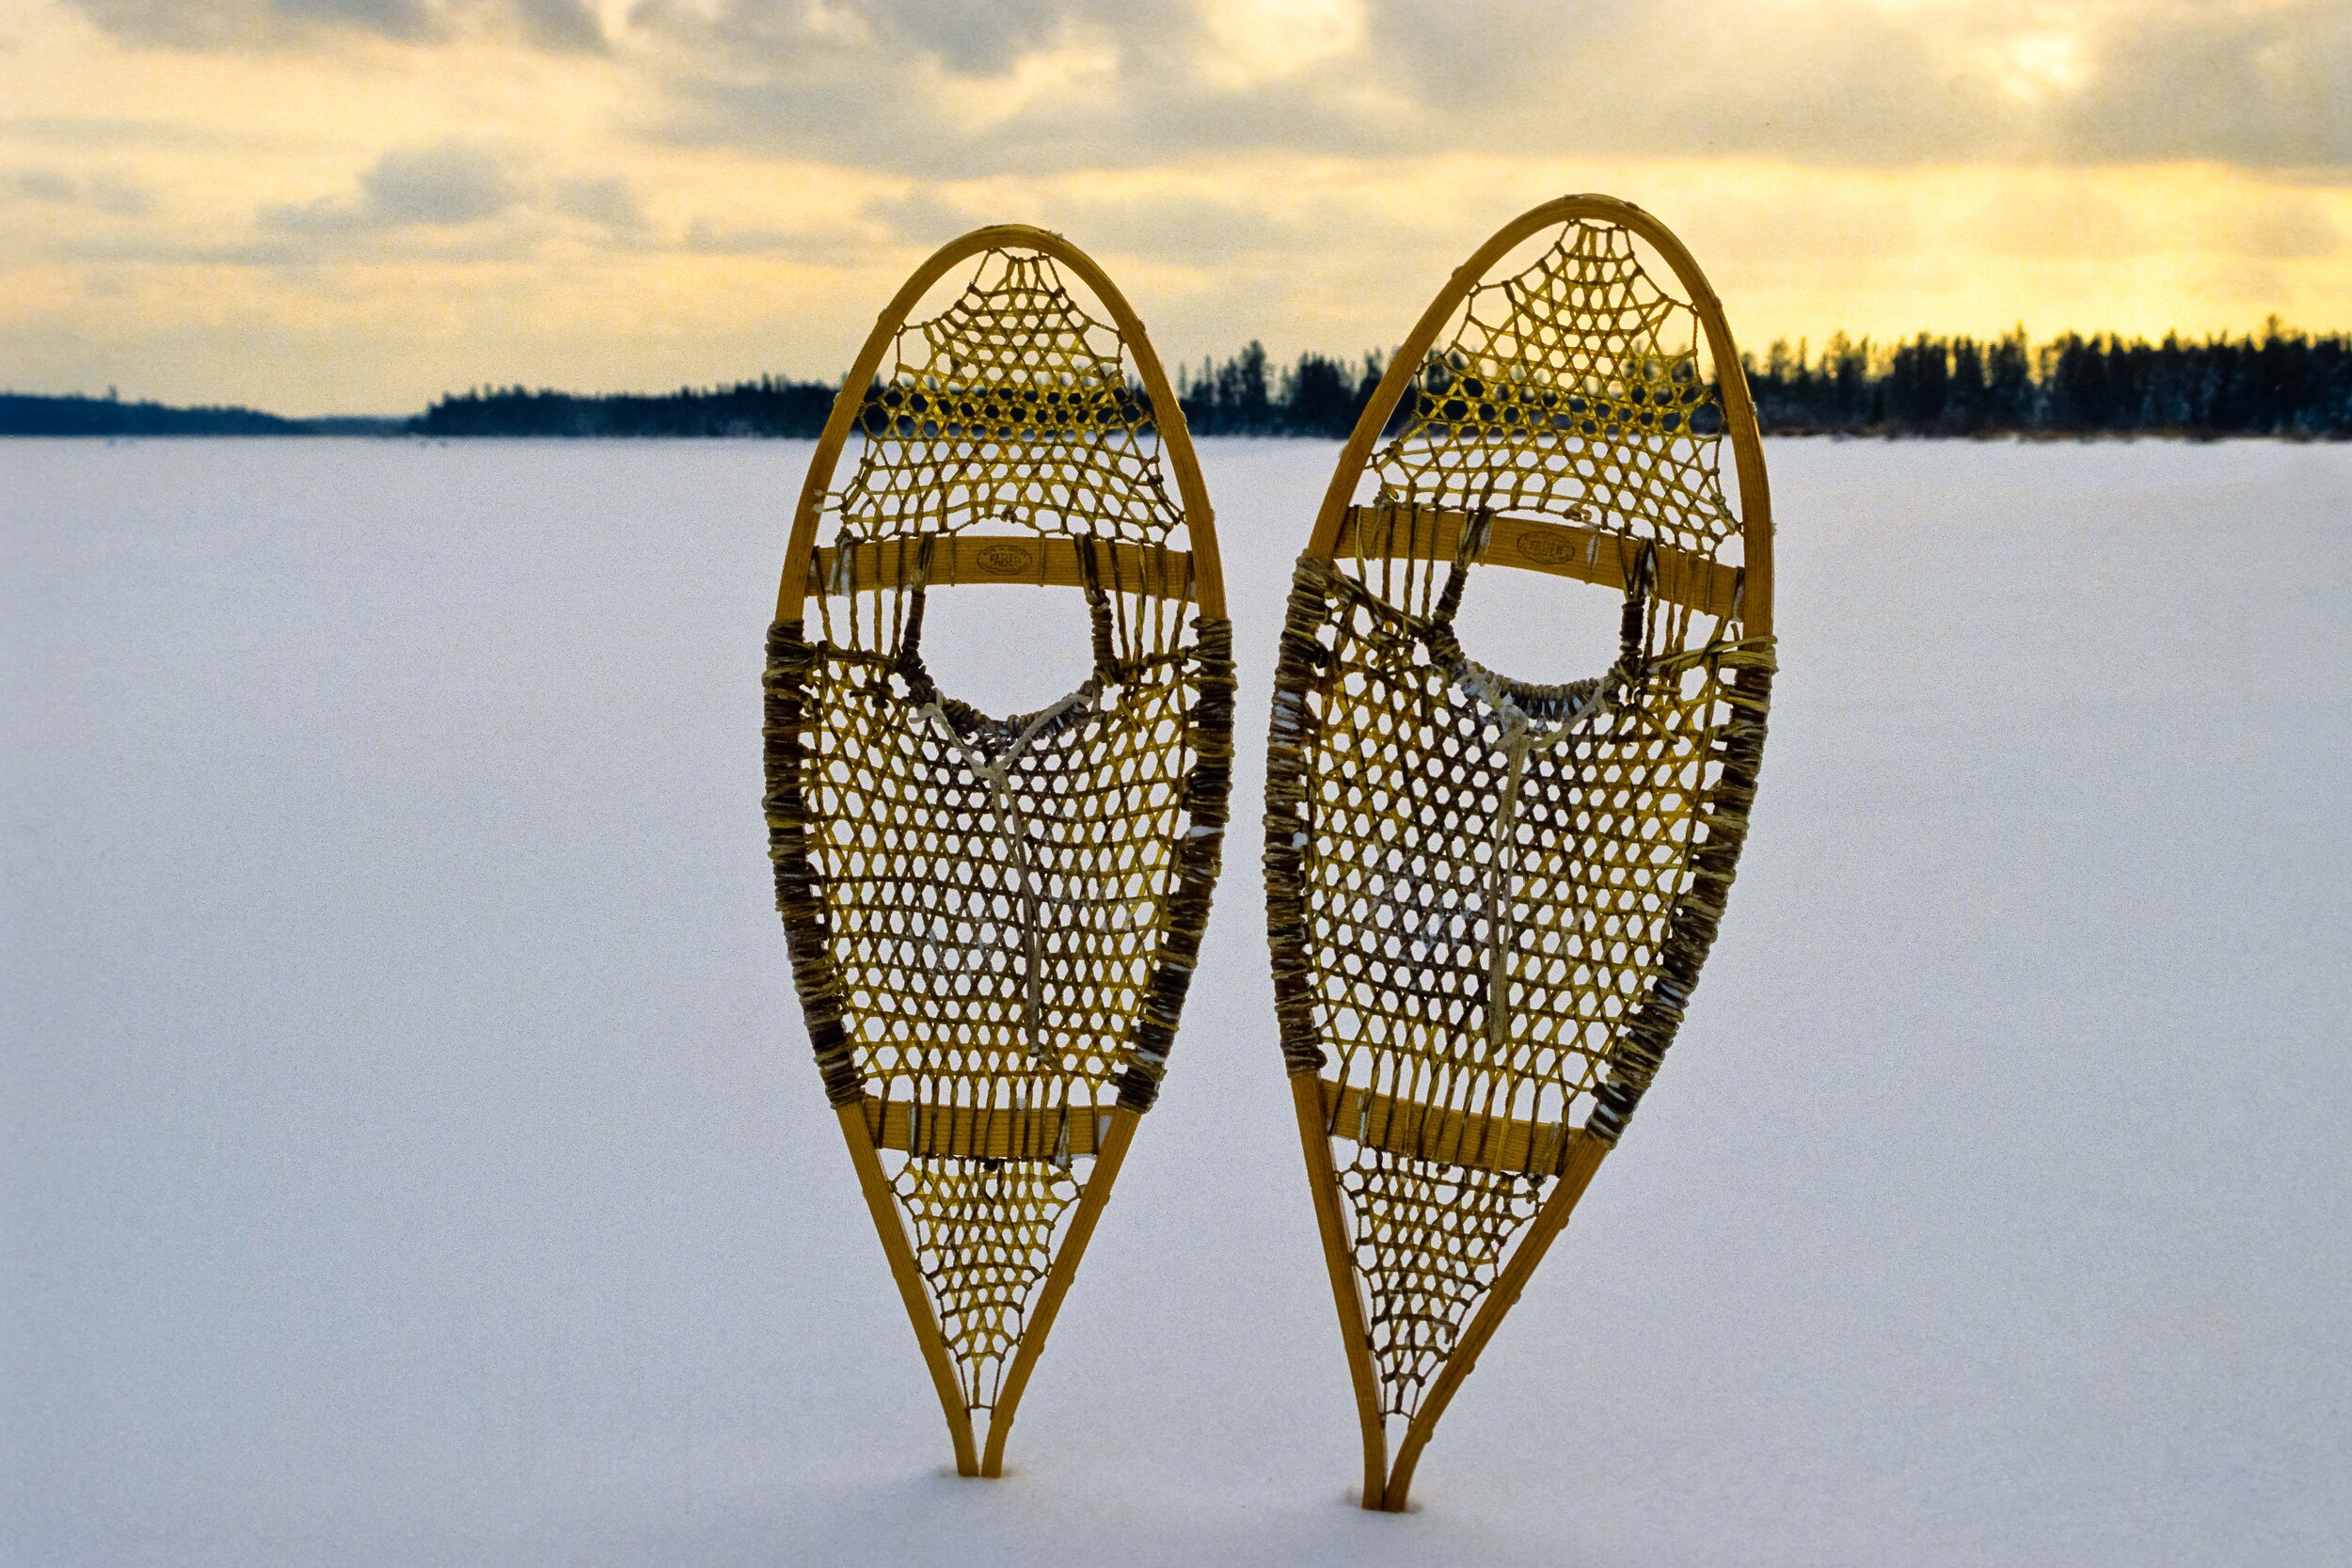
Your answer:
[5,436,2348,1567]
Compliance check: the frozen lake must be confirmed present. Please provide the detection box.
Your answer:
[5,436,2348,1567]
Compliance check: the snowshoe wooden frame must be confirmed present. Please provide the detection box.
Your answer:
[1265,195,1775,1511]
[766,227,1231,1478]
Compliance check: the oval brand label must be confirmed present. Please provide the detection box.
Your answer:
[976,542,1033,576]
[1516,526,1574,566]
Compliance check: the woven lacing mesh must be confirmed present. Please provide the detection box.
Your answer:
[769,249,1232,1417]
[1267,218,1772,1421]
[834,252,1181,546]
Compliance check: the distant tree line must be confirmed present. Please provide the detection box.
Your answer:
[0,390,307,436]
[1747,322,2351,436]
[12,325,2345,439]
[1172,324,2352,438]
[411,374,838,437]
[404,350,1399,438]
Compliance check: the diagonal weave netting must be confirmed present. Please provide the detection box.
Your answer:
[767,243,1232,1424]
[1266,210,1774,1432]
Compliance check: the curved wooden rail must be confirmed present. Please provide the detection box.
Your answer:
[780,225,1220,1479]
[1290,193,1772,1512]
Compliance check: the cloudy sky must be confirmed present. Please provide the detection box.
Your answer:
[2,0,2346,412]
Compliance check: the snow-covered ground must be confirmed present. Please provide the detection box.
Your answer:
[5,436,2347,1567]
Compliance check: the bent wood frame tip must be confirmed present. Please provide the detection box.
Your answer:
[1290,1073,1389,1506]
[778,223,1224,625]
[1376,1132,1609,1511]
[835,1101,1144,1480]
[1287,194,1768,1513]
[978,1105,1139,1478]
[834,1102,979,1476]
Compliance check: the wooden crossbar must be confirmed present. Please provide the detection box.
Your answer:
[1319,1078,1572,1179]
[810,534,1195,599]
[1334,502,1743,620]
[860,1096,1117,1161]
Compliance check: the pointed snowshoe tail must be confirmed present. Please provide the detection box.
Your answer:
[1263,196,1776,1511]
[765,228,1232,1478]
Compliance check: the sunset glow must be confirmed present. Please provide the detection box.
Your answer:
[3,0,2345,412]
